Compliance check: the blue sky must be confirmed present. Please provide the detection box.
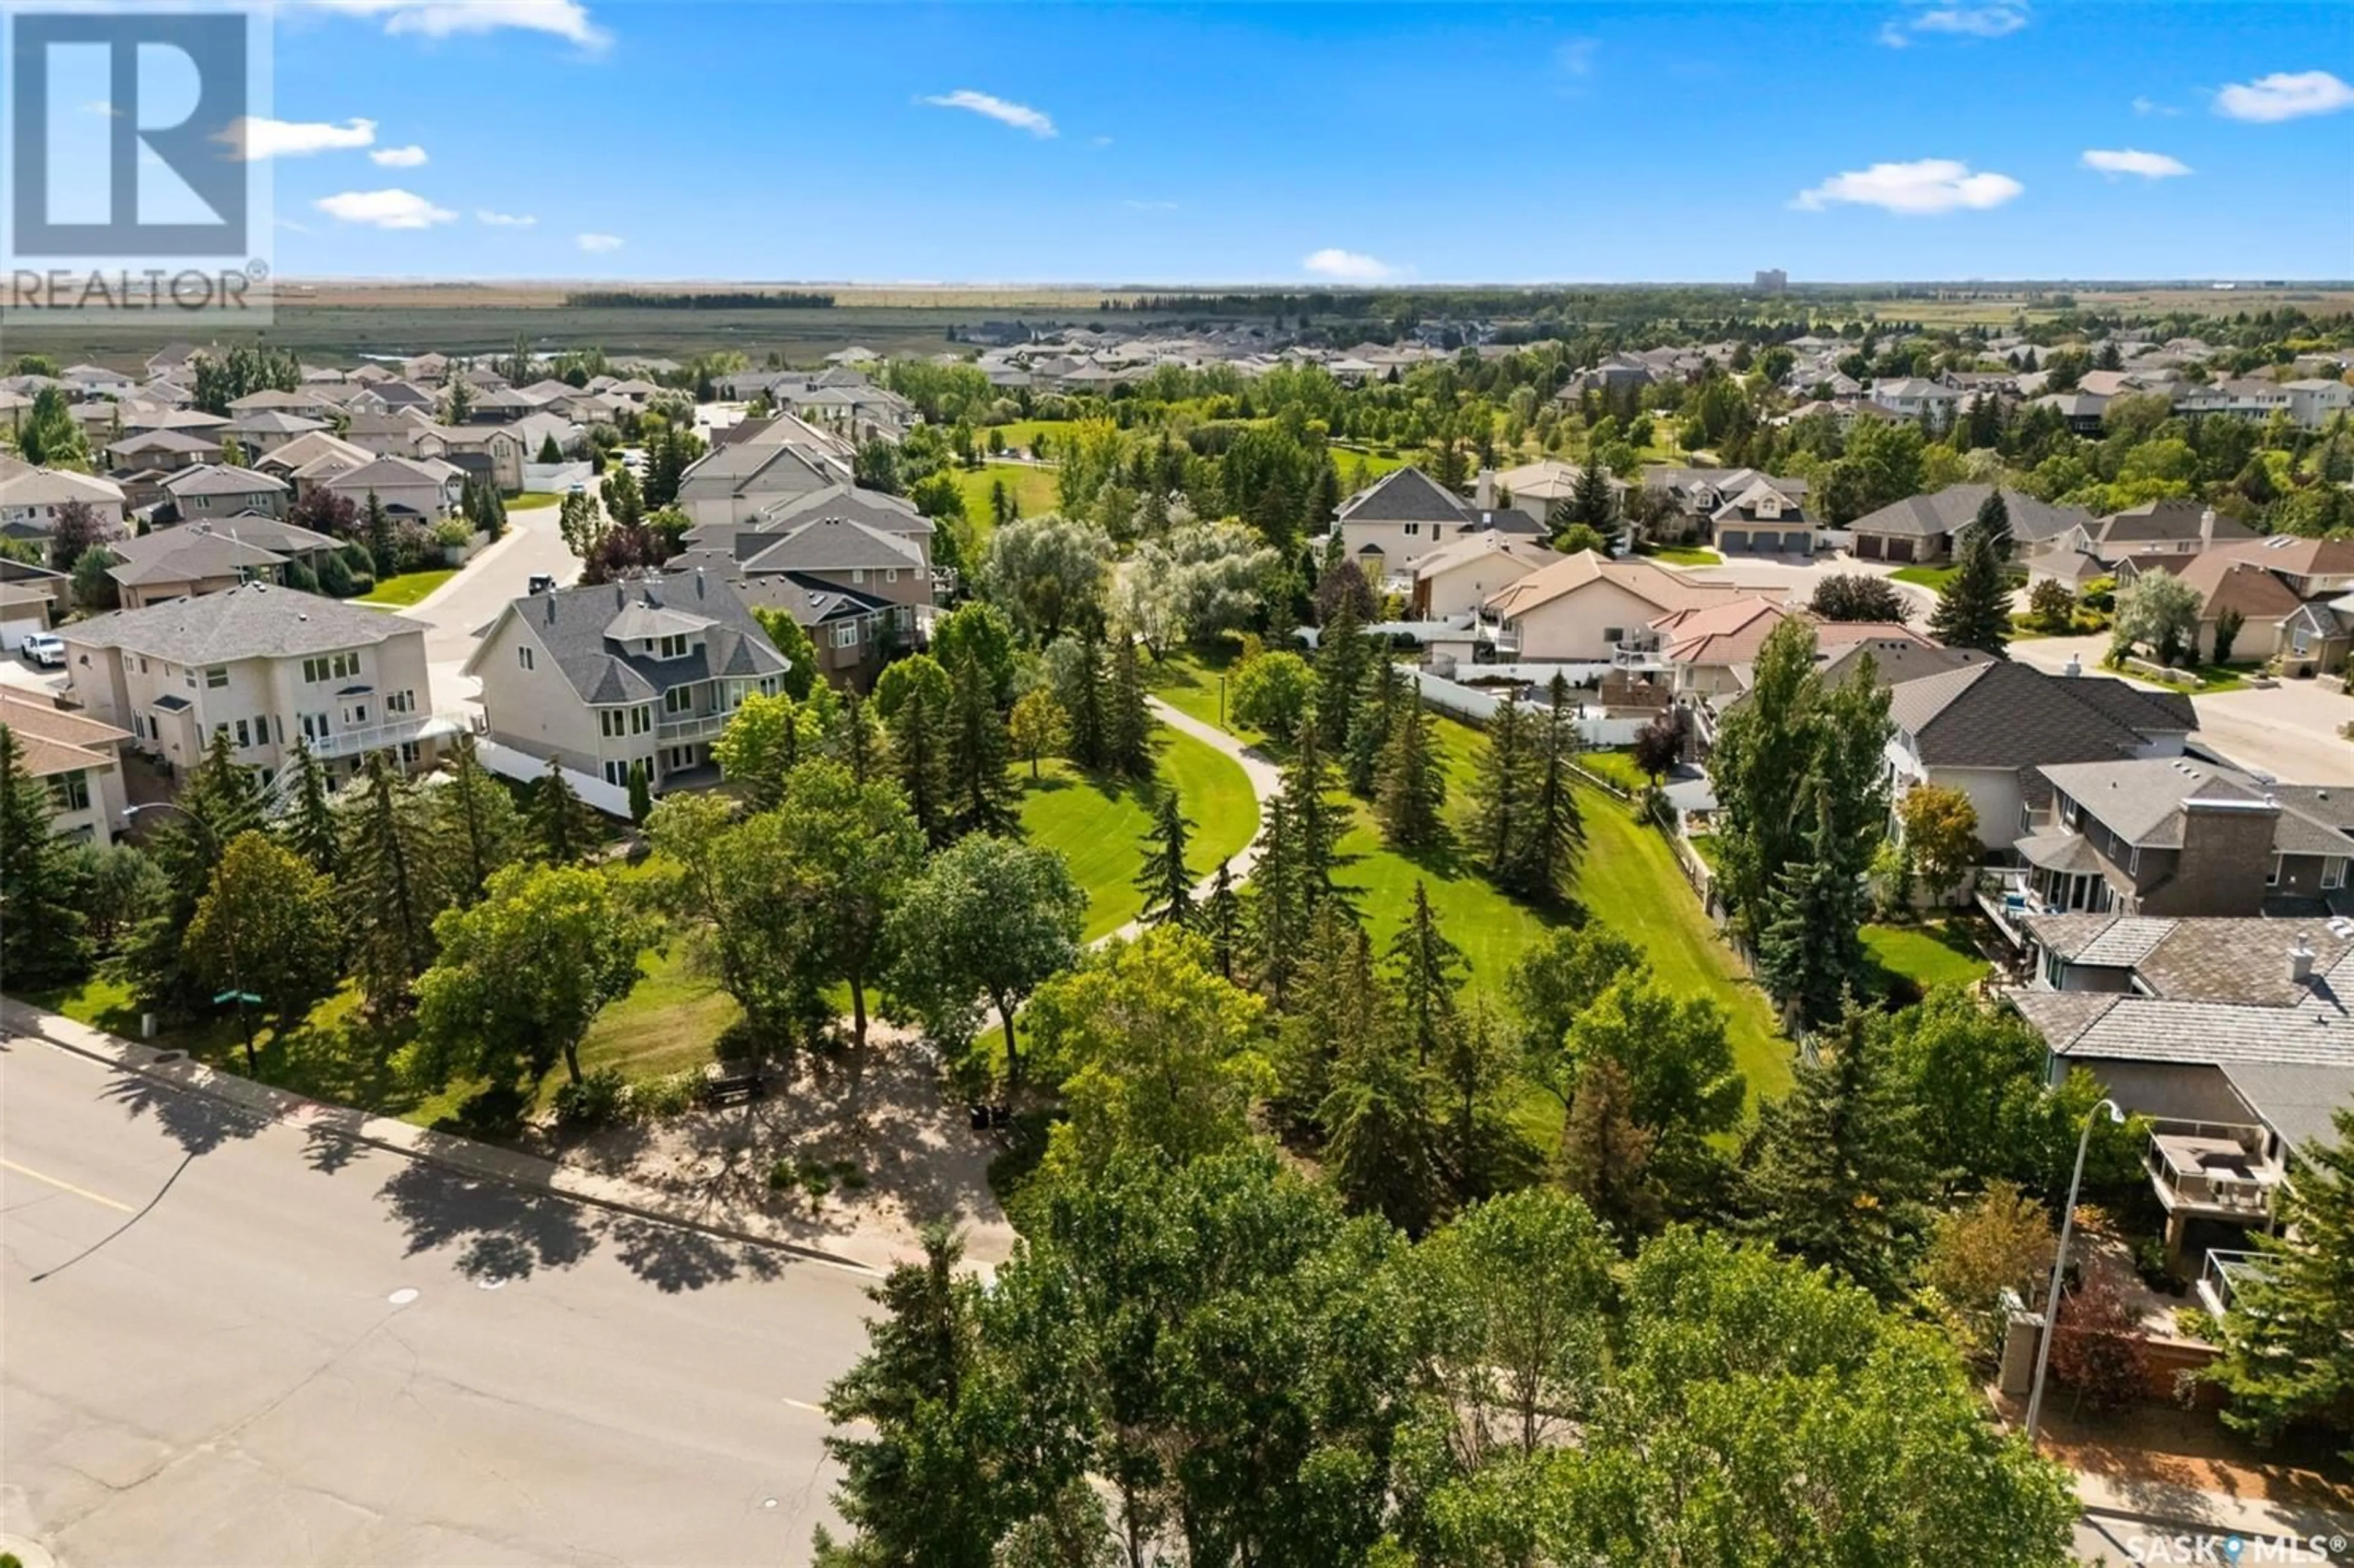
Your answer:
[248,1,2354,283]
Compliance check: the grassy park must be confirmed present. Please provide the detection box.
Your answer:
[355,568,460,608]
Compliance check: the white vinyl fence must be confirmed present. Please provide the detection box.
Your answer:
[475,737,633,818]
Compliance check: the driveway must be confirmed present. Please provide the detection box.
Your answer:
[1685,552,1940,618]
[2184,682,2354,783]
[403,496,581,714]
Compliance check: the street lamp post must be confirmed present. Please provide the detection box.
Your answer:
[122,803,260,1073]
[2023,1096,2126,1445]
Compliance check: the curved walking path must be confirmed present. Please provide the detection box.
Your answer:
[1092,698,1282,948]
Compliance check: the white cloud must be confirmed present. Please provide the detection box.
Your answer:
[2213,70,2354,123]
[303,0,609,50]
[1092,135,1114,148]
[314,188,457,229]
[222,116,376,161]
[919,89,1057,138]
[2131,95,2180,116]
[1303,248,1397,283]
[576,232,623,253]
[2081,147,2192,180]
[477,209,538,227]
[370,144,429,167]
[1880,4,2028,45]
[1792,158,2024,214]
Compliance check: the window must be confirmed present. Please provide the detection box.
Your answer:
[850,568,866,585]
[2266,856,2282,887]
[832,621,861,649]
[301,712,328,742]
[1602,626,1624,644]
[47,771,90,813]
[205,666,227,688]
[387,690,416,715]
[399,741,421,767]
[1403,522,1420,538]
[603,759,627,787]
[518,645,536,671]
[234,719,251,748]
[657,634,688,659]
[663,686,691,714]
[2325,859,2347,891]
[303,652,361,684]
[666,745,695,769]
[631,705,651,735]
[600,708,627,739]
[885,568,899,584]
[253,712,270,744]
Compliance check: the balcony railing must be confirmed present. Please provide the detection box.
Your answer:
[2196,1248,2271,1320]
[2146,1121,2282,1219]
[656,709,731,744]
[1610,634,1669,672]
[308,710,471,760]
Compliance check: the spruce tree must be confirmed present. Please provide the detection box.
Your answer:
[1744,998,1932,1299]
[889,680,955,847]
[1312,593,1373,753]
[625,759,652,824]
[1756,787,1873,1032]
[280,735,340,877]
[435,733,520,904]
[1433,999,1514,1203]
[1106,635,1152,778]
[1134,786,1197,929]
[527,755,596,864]
[0,725,91,986]
[1928,522,2011,657]
[1321,988,1444,1237]
[1556,1057,1663,1238]
[945,648,1015,836]
[129,729,261,1014]
[1279,701,1352,913]
[1247,796,1305,1003]
[1374,698,1447,850]
[1503,674,1584,902]
[1387,880,1466,1067]
[364,489,392,570]
[1568,458,1620,550]
[1467,690,1533,883]
[1344,658,1402,797]
[826,688,888,784]
[1203,859,1241,981]
[1972,489,2013,560]
[1274,903,1376,1130]
[341,753,441,1013]
[1065,631,1108,772]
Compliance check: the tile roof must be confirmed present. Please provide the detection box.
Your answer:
[64,582,427,664]
[0,689,129,777]
[1411,529,1563,583]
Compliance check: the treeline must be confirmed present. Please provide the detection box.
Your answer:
[559,290,836,310]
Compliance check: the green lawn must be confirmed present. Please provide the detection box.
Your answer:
[569,942,744,1097]
[980,418,1076,457]
[1327,446,1411,487]
[1892,564,1961,592]
[1018,725,1260,940]
[1576,749,1651,794]
[1640,545,1723,566]
[950,462,1061,546]
[1864,919,1993,1000]
[508,491,560,509]
[357,567,459,607]
[1146,645,1265,745]
[2122,660,2257,696]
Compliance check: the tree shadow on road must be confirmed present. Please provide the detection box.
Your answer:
[100,1064,265,1159]
[375,1161,603,1282]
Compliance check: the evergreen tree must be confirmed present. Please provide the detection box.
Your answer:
[1274,903,1378,1130]
[1972,489,2013,560]
[1313,593,1373,753]
[889,680,955,847]
[435,733,521,904]
[1745,999,1932,1299]
[1567,458,1620,550]
[364,489,392,569]
[0,725,91,986]
[944,648,1015,836]
[538,432,563,464]
[1345,658,1402,797]
[280,735,340,877]
[1134,786,1196,928]
[1374,697,1447,850]
[1203,858,1241,981]
[1387,880,1466,1066]
[2209,1106,2354,1463]
[1756,787,1874,1031]
[1468,690,1534,883]
[1320,990,1444,1236]
[1106,635,1152,778]
[625,759,652,824]
[1708,618,1824,940]
[340,753,442,1012]
[1928,523,2011,657]
[1247,796,1306,1003]
[1501,674,1584,902]
[1279,702,1353,913]
[1557,1057,1664,1239]
[527,755,597,864]
[826,687,888,784]
[128,729,261,1014]
[1065,632,1108,772]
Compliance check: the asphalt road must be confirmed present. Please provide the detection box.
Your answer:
[415,497,584,714]
[2,1035,874,1567]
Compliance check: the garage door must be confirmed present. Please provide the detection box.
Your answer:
[1888,538,1915,563]
[1856,535,1883,560]
[1720,529,1749,552]
[0,613,44,652]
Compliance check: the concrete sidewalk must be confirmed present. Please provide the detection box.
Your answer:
[0,996,889,1278]
[2077,1469,2353,1545]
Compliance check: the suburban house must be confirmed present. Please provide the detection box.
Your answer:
[1409,530,1563,620]
[1482,460,1622,532]
[466,569,793,793]
[104,427,224,473]
[217,409,329,455]
[1706,474,1816,555]
[1647,599,1932,700]
[255,430,376,494]
[0,559,68,650]
[731,574,898,688]
[321,454,465,520]
[2015,756,2354,918]
[60,582,448,785]
[1848,484,2092,563]
[412,422,527,494]
[159,464,291,522]
[2111,534,2354,670]
[0,689,132,844]
[2171,378,2295,422]
[225,387,335,421]
[1336,466,1536,576]
[0,465,129,543]
[103,518,342,609]
[674,416,857,528]
[1481,550,1763,664]
[2009,916,2354,1278]
[1868,377,1962,428]
[1883,657,2197,858]
[2073,500,2256,565]
[2282,378,2354,429]
[1641,466,1807,547]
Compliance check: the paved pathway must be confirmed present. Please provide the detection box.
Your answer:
[1092,698,1281,948]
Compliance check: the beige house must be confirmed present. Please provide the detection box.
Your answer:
[1334,465,1517,576]
[0,465,129,542]
[0,689,132,844]
[1482,550,1762,663]
[61,582,448,786]
[1409,530,1562,620]
[104,518,341,609]
[467,569,794,793]
[160,463,290,521]
[414,422,527,493]
[321,454,465,521]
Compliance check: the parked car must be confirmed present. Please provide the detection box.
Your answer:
[21,633,64,668]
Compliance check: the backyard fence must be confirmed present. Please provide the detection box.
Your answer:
[475,738,633,819]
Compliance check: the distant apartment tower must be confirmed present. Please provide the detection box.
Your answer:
[1754,268,1789,295]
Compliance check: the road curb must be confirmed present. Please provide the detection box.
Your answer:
[4,1002,887,1280]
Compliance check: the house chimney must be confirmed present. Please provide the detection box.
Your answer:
[2062,653,2081,677]
[695,566,705,599]
[2200,507,2217,547]
[544,590,555,623]
[614,584,625,608]
[2291,936,2316,986]
[1474,468,1495,508]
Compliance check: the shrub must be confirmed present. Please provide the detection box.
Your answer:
[633,1069,702,1119]
[2049,1273,2150,1417]
[551,1064,633,1127]
[314,550,356,597]
[281,557,319,593]
[432,516,473,550]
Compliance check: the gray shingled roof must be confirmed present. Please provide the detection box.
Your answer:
[2217,1062,2354,1159]
[1889,661,2178,769]
[64,582,426,662]
[1336,466,1481,525]
[2039,756,2354,856]
[161,463,290,499]
[478,569,789,706]
[741,516,923,574]
[1847,484,2093,545]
